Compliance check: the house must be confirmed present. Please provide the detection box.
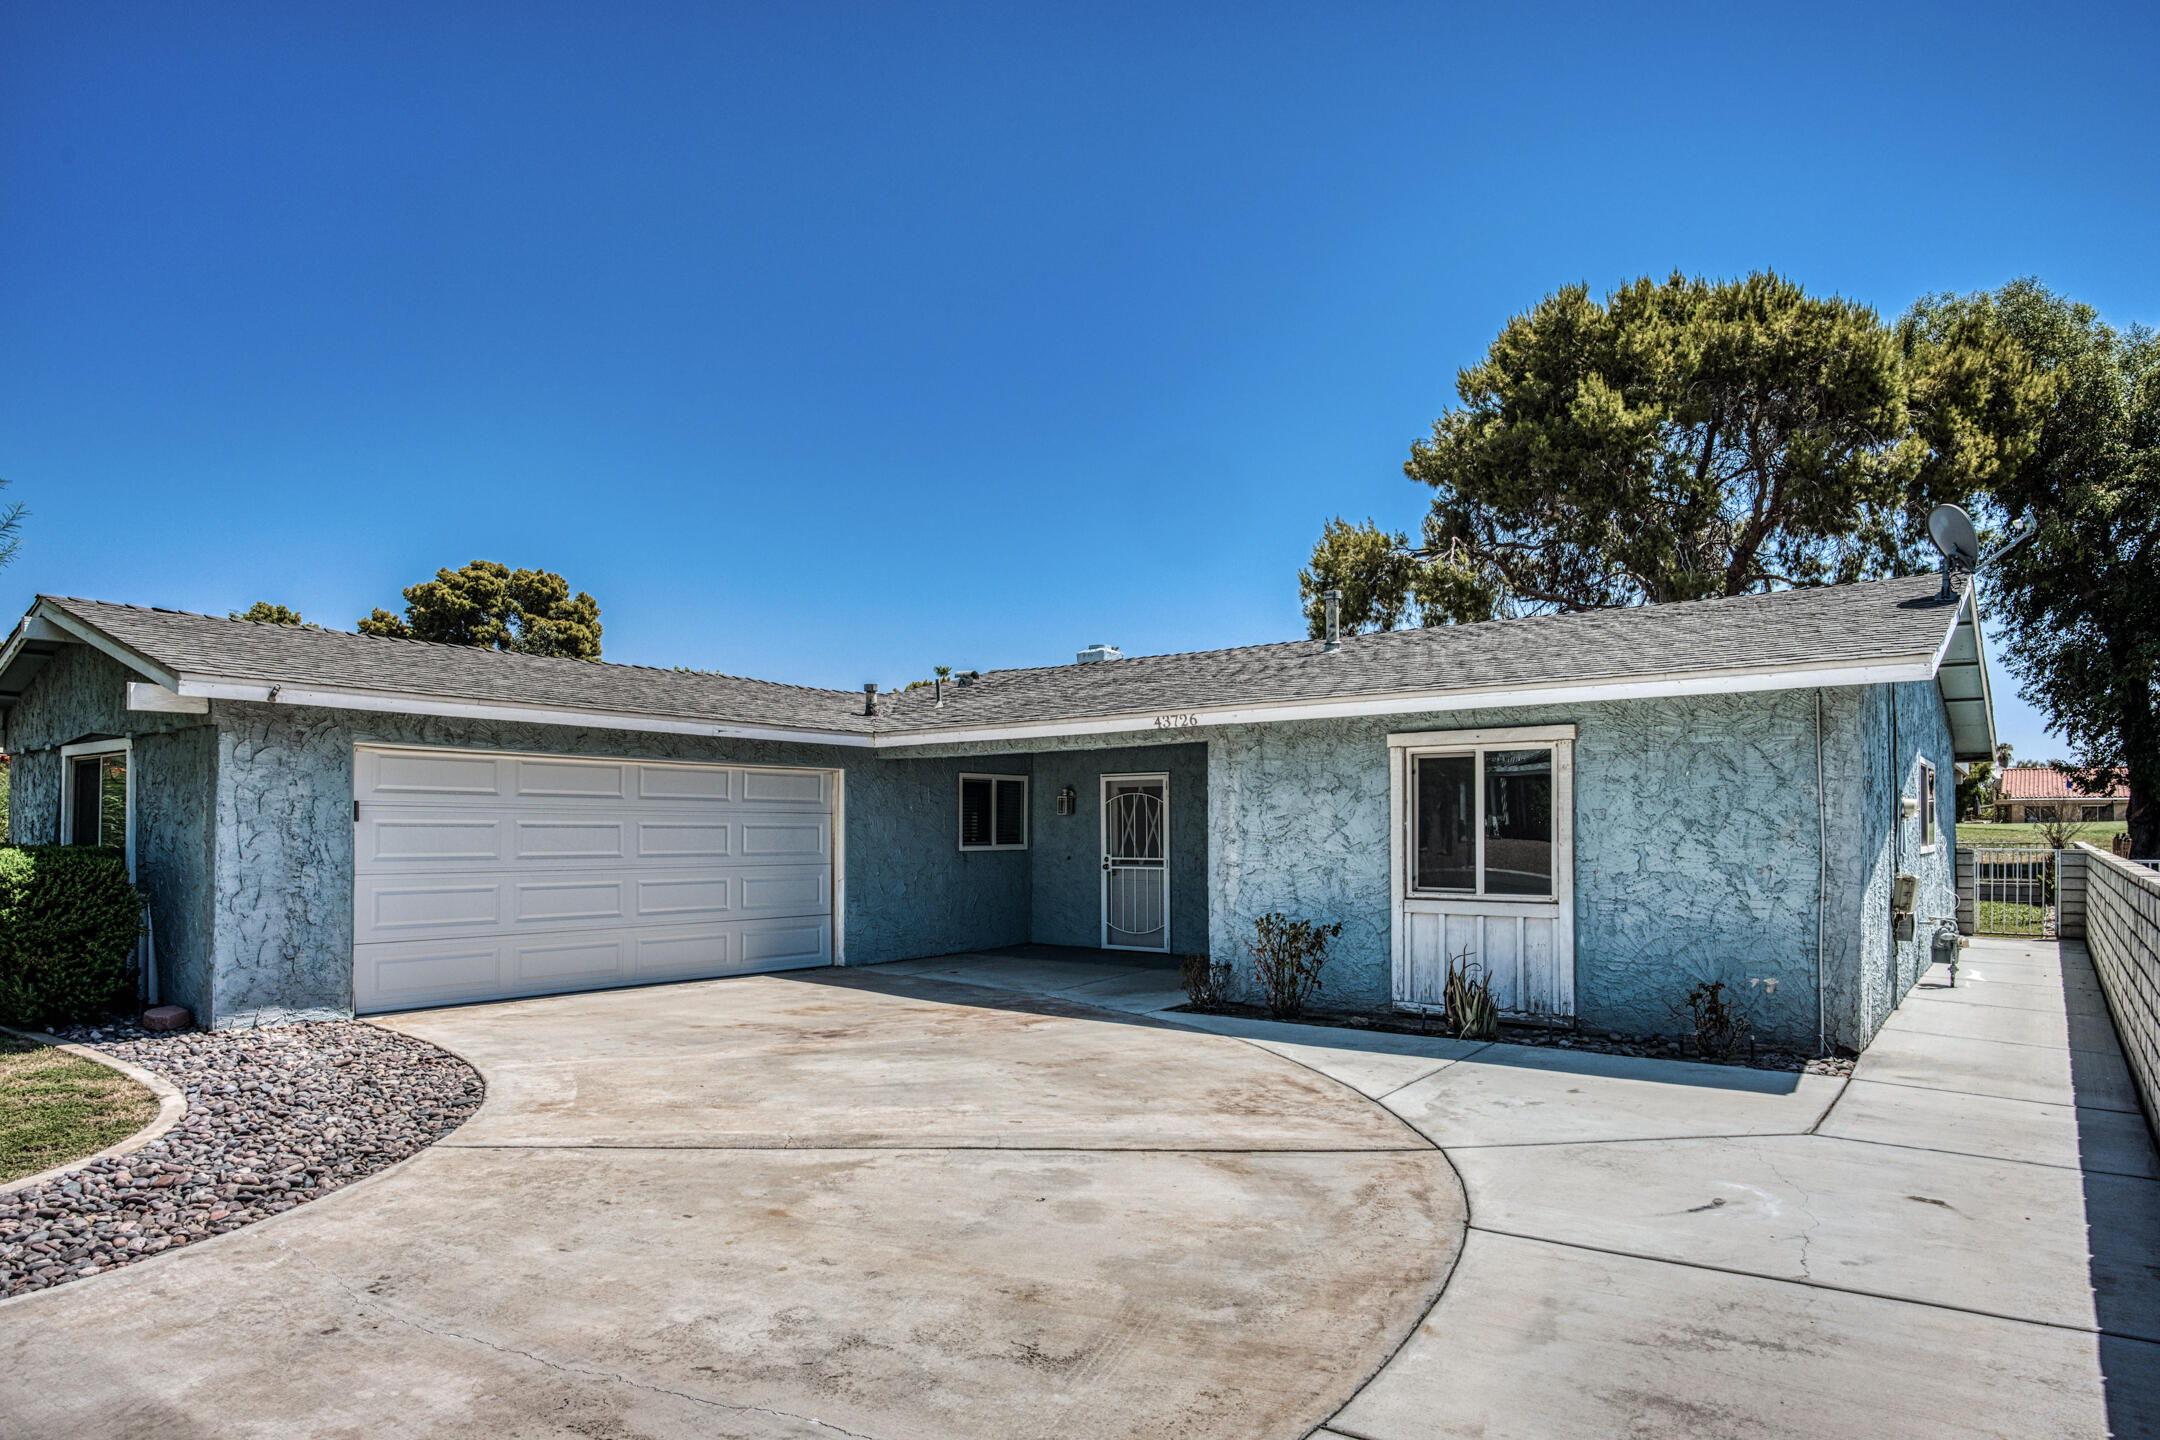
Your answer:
[1992,766,2128,824]
[0,573,1992,1052]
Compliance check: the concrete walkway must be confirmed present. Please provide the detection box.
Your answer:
[3,938,2153,1437]
[875,939,2160,1437]
[0,968,1463,1440]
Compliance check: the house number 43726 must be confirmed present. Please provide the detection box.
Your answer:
[1153,713,1201,729]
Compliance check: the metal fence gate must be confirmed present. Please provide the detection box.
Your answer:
[1969,845,2055,936]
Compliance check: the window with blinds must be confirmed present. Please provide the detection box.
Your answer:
[959,774,1028,851]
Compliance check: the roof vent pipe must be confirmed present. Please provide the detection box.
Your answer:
[862,682,879,716]
[1323,590,1342,652]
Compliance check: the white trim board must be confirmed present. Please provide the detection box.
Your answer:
[171,676,876,748]
[1387,723,1577,748]
[885,654,1937,749]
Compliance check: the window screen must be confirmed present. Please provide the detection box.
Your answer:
[959,775,1027,850]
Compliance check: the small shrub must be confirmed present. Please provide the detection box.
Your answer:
[0,846,144,1027]
[1674,979,1753,1062]
[1179,952,1234,1011]
[1443,947,1499,1040]
[1247,912,1342,1021]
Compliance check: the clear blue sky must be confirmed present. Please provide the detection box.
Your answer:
[4,3,2152,760]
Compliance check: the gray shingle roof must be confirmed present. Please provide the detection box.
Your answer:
[20,574,1963,741]
[876,573,1963,733]
[37,597,878,734]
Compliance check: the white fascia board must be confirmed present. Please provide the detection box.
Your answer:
[33,603,181,689]
[127,682,210,714]
[1387,723,1577,749]
[173,676,876,748]
[873,654,1939,749]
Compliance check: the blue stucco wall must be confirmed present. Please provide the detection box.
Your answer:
[1026,743,1208,953]
[1839,679,1959,1047]
[1203,690,1897,1049]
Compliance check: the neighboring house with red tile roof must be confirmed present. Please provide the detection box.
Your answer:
[1992,766,2129,823]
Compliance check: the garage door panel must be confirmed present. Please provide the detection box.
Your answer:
[741,916,832,967]
[741,768,829,806]
[738,866,831,917]
[358,941,505,1009]
[632,928,731,979]
[515,818,628,861]
[637,820,733,859]
[366,816,504,865]
[637,765,735,802]
[365,881,503,934]
[740,818,829,860]
[364,749,505,800]
[513,936,625,984]
[515,758,628,799]
[513,878,627,924]
[633,874,732,919]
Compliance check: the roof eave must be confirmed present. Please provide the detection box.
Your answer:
[870,651,1944,750]
[1930,586,1997,764]
[171,675,876,748]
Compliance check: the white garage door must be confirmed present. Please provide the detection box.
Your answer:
[352,745,837,1013]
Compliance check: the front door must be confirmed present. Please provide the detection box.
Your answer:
[1390,727,1576,1020]
[1101,773,1170,951]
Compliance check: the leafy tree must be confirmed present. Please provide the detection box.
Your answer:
[1299,517,1420,636]
[231,602,305,626]
[1912,281,2159,854]
[359,561,603,660]
[0,476,23,571]
[1955,760,1995,820]
[1318,271,2044,625]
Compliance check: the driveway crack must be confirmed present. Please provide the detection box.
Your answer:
[1760,1151,1823,1281]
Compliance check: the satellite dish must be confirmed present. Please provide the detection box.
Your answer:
[1928,504,1981,566]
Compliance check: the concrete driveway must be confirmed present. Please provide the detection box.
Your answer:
[0,970,1465,1440]
[3,937,2154,1438]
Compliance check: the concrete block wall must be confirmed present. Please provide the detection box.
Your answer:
[2056,846,2087,940]
[2076,842,2160,1139]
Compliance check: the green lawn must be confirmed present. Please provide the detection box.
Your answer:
[1958,820,2127,847]
[1972,899,2049,935]
[0,1031,158,1184]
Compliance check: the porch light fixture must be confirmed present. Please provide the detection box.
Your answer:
[1056,785,1076,816]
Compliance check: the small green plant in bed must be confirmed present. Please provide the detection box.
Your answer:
[0,1032,157,1184]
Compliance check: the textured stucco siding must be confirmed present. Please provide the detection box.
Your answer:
[1839,679,1959,1048]
[1202,691,1894,1048]
[1027,743,1208,953]
[132,725,219,1021]
[4,750,58,846]
[201,703,1033,1027]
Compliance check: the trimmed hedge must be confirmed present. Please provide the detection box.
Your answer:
[0,845,144,1027]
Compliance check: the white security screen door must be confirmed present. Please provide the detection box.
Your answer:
[1101,773,1170,951]
[1389,726,1575,1020]
[352,745,837,1013]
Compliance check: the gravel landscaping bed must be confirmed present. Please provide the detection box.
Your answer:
[1173,1002,1858,1076]
[0,1021,482,1300]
